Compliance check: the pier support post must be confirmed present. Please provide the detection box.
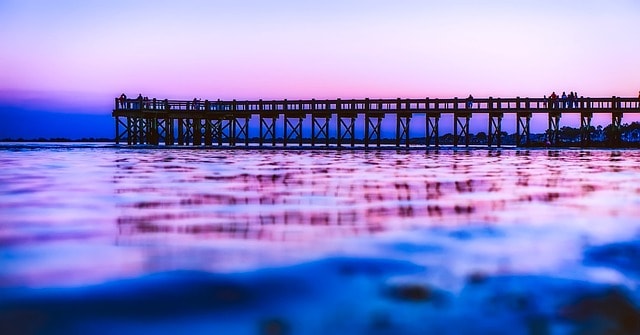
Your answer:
[204,119,212,146]
[580,112,593,146]
[130,117,137,145]
[426,113,440,148]
[163,101,173,145]
[163,118,173,145]
[515,112,531,147]
[115,117,120,144]
[193,118,202,146]
[126,117,132,145]
[365,113,383,148]
[230,100,238,147]
[171,118,176,145]
[211,119,221,146]
[138,117,144,144]
[209,118,231,146]
[185,119,194,146]
[154,118,164,145]
[312,114,330,147]
[177,118,184,145]
[215,118,232,146]
[488,112,503,147]
[284,115,303,147]
[547,112,561,146]
[138,118,145,144]
[260,115,277,147]
[153,118,160,144]
[611,111,623,145]
[131,117,139,144]
[230,117,237,146]
[154,117,161,145]
[146,118,153,145]
[235,117,249,147]
[453,112,471,147]
[337,114,356,147]
[396,113,411,148]
[116,116,130,145]
[147,118,153,144]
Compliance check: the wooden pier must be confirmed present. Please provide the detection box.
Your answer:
[112,96,640,148]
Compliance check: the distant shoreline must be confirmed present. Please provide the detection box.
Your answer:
[3,138,640,149]
[0,138,113,143]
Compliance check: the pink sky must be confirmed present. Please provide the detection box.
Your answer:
[1,0,640,137]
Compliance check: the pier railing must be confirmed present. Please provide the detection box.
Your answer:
[112,96,640,148]
[115,96,639,113]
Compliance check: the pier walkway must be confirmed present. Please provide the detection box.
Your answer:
[112,96,640,148]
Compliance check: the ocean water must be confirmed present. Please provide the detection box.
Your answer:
[1,143,640,334]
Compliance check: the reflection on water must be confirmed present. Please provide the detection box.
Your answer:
[2,144,640,334]
[112,149,640,244]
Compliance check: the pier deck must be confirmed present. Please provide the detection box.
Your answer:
[112,96,640,148]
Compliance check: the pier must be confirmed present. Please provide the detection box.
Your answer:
[112,96,640,148]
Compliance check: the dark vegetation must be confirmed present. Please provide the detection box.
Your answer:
[3,122,640,148]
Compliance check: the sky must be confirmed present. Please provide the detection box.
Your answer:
[1,0,639,139]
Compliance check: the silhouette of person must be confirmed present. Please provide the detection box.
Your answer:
[567,92,574,109]
[136,94,143,109]
[466,94,474,109]
[119,93,127,109]
[550,92,558,109]
[561,92,567,109]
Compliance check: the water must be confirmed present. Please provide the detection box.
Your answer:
[2,143,640,334]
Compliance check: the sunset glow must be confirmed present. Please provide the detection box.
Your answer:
[1,0,639,138]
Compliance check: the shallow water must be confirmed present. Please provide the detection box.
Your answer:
[2,144,640,334]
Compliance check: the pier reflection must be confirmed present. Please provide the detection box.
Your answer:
[112,150,632,244]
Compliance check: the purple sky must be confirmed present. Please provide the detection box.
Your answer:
[1,0,639,138]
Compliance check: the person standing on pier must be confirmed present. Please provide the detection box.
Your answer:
[567,92,575,109]
[550,92,558,109]
[119,93,127,109]
[561,92,567,109]
[466,95,474,109]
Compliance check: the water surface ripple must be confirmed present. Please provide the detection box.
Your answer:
[2,144,640,334]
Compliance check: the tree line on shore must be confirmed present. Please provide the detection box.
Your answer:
[3,122,640,147]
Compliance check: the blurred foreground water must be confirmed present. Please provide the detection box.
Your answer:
[1,143,640,334]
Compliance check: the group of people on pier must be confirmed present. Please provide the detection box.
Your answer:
[118,93,151,110]
[116,92,640,111]
[546,91,580,109]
